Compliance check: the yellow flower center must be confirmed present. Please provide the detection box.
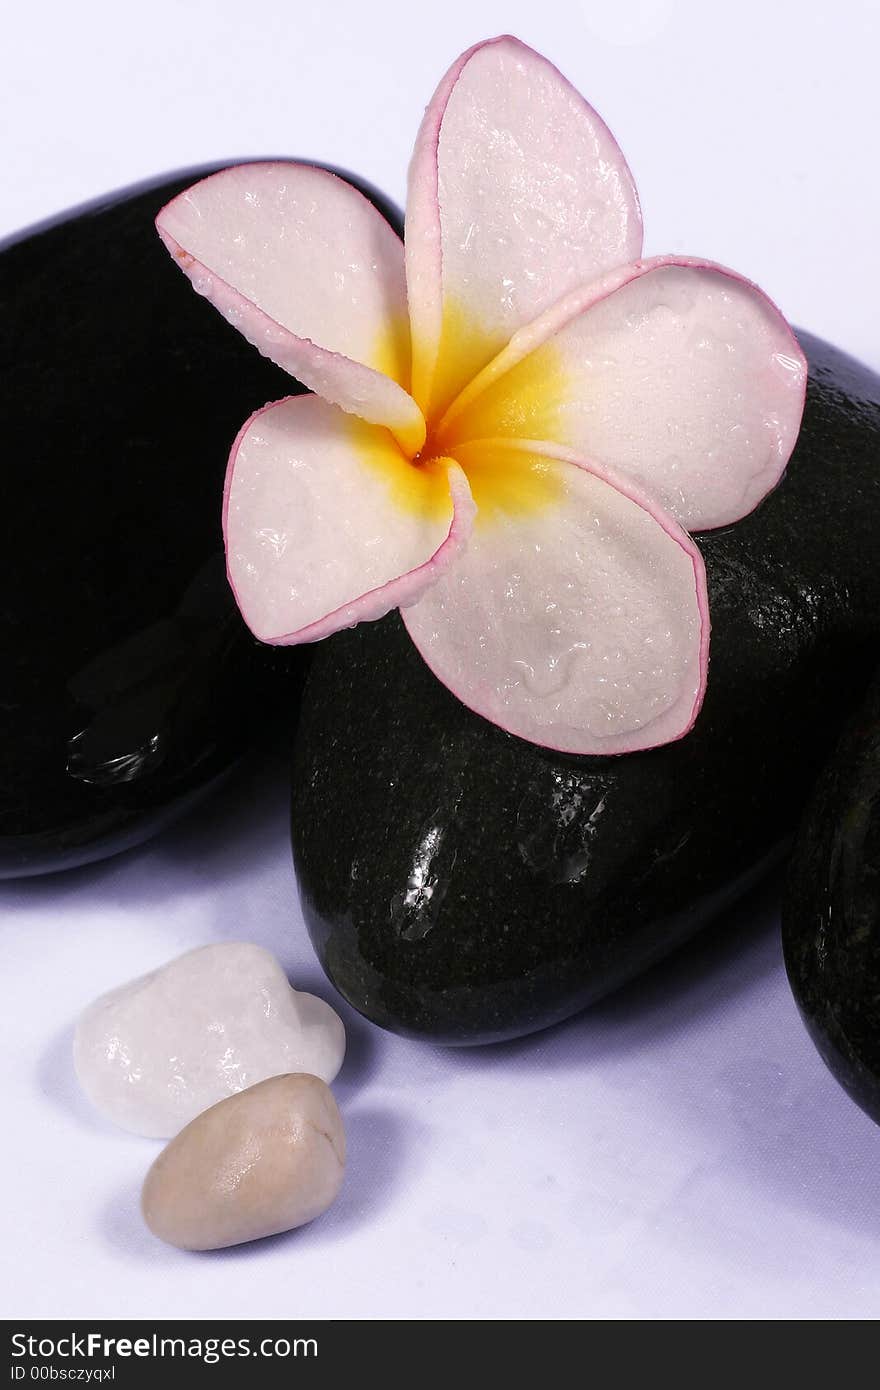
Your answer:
[383,303,568,526]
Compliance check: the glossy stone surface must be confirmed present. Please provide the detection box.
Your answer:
[0,162,401,877]
[74,943,346,1137]
[783,673,880,1124]
[141,1074,346,1250]
[292,332,880,1044]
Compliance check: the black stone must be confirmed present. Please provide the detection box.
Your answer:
[783,671,880,1124]
[291,331,880,1044]
[0,161,401,877]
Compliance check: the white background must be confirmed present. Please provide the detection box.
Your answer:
[3,0,880,1321]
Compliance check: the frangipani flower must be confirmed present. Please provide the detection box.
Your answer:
[156,35,806,755]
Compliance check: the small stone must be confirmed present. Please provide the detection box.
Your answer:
[74,943,345,1137]
[141,1074,345,1250]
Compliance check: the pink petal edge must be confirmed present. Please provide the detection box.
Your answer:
[156,163,425,455]
[513,437,711,746]
[406,34,643,414]
[404,440,710,756]
[222,399,475,647]
[406,38,490,408]
[441,254,807,532]
[445,255,805,423]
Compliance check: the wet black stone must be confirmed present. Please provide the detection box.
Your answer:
[0,161,401,877]
[783,671,880,1124]
[291,331,880,1044]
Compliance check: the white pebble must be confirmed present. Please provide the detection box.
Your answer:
[74,943,346,1137]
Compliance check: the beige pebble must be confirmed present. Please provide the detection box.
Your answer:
[141,1074,345,1250]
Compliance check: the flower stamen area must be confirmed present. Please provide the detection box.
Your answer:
[396,318,572,525]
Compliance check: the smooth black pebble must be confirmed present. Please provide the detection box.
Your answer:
[0,161,400,876]
[292,332,880,1044]
[783,671,880,1125]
